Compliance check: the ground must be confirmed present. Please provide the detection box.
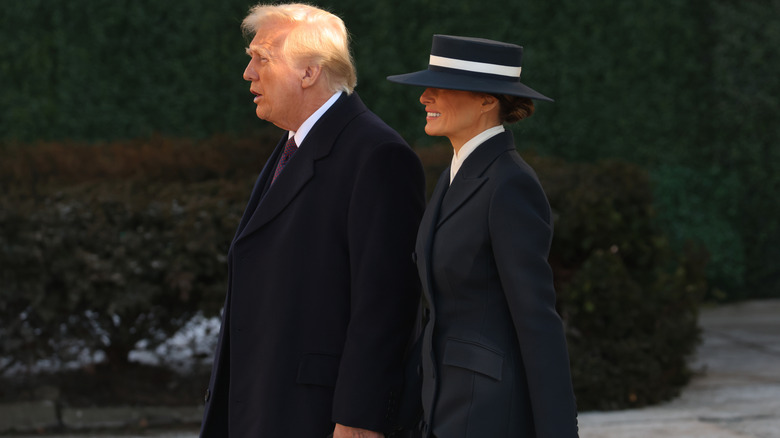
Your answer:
[1,363,211,408]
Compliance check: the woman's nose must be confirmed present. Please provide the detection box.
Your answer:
[420,88,434,105]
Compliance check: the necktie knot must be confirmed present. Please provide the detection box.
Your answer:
[272,137,298,183]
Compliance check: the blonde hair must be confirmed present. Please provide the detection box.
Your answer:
[242,3,357,94]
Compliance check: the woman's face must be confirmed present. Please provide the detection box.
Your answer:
[419,88,488,149]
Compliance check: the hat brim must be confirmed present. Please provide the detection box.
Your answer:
[387,69,553,102]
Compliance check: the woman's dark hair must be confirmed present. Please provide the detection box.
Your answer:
[494,94,535,123]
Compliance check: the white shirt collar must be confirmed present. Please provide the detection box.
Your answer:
[450,125,505,183]
[288,91,343,145]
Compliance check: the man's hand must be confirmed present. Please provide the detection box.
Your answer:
[333,423,384,438]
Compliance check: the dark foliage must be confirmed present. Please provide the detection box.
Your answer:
[529,154,706,409]
[0,131,280,376]
[1,137,705,410]
[5,0,773,411]
[2,0,777,299]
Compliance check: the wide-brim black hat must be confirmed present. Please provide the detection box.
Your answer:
[387,34,553,102]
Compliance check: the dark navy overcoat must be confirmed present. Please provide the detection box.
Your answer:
[200,93,426,437]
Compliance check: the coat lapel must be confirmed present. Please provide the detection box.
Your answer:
[231,136,284,244]
[237,139,315,241]
[436,131,515,228]
[235,93,366,243]
[418,169,450,305]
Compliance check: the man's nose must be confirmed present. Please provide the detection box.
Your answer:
[243,63,256,81]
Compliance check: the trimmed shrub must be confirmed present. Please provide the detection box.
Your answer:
[0,130,282,373]
[1,137,704,411]
[529,154,706,409]
[0,179,249,370]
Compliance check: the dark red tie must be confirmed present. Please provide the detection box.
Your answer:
[272,137,298,183]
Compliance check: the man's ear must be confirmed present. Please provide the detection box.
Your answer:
[301,64,323,89]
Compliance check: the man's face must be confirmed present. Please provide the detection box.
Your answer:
[243,25,304,131]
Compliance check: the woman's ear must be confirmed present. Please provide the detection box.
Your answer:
[481,94,499,113]
[301,64,323,89]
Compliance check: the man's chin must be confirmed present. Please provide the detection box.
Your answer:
[255,109,271,123]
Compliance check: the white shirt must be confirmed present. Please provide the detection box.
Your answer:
[450,125,506,183]
[289,91,343,145]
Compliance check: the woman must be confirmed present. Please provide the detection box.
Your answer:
[388,35,579,437]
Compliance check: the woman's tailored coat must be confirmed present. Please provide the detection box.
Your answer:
[414,131,578,437]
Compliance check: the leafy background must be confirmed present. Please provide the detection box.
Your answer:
[1,0,778,414]
[3,0,777,299]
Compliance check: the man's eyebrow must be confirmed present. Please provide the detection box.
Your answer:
[246,45,272,57]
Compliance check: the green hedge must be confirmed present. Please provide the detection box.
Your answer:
[0,0,256,141]
[2,0,777,299]
[0,181,247,368]
[706,1,780,299]
[1,138,704,410]
[529,154,706,408]
[0,131,281,371]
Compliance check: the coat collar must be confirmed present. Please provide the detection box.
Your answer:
[436,130,515,227]
[235,93,368,242]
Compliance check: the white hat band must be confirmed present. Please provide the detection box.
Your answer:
[429,55,522,78]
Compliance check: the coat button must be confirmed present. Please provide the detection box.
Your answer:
[416,364,423,377]
[411,252,418,263]
[204,389,211,403]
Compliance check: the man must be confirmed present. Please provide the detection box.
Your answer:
[199,4,426,438]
